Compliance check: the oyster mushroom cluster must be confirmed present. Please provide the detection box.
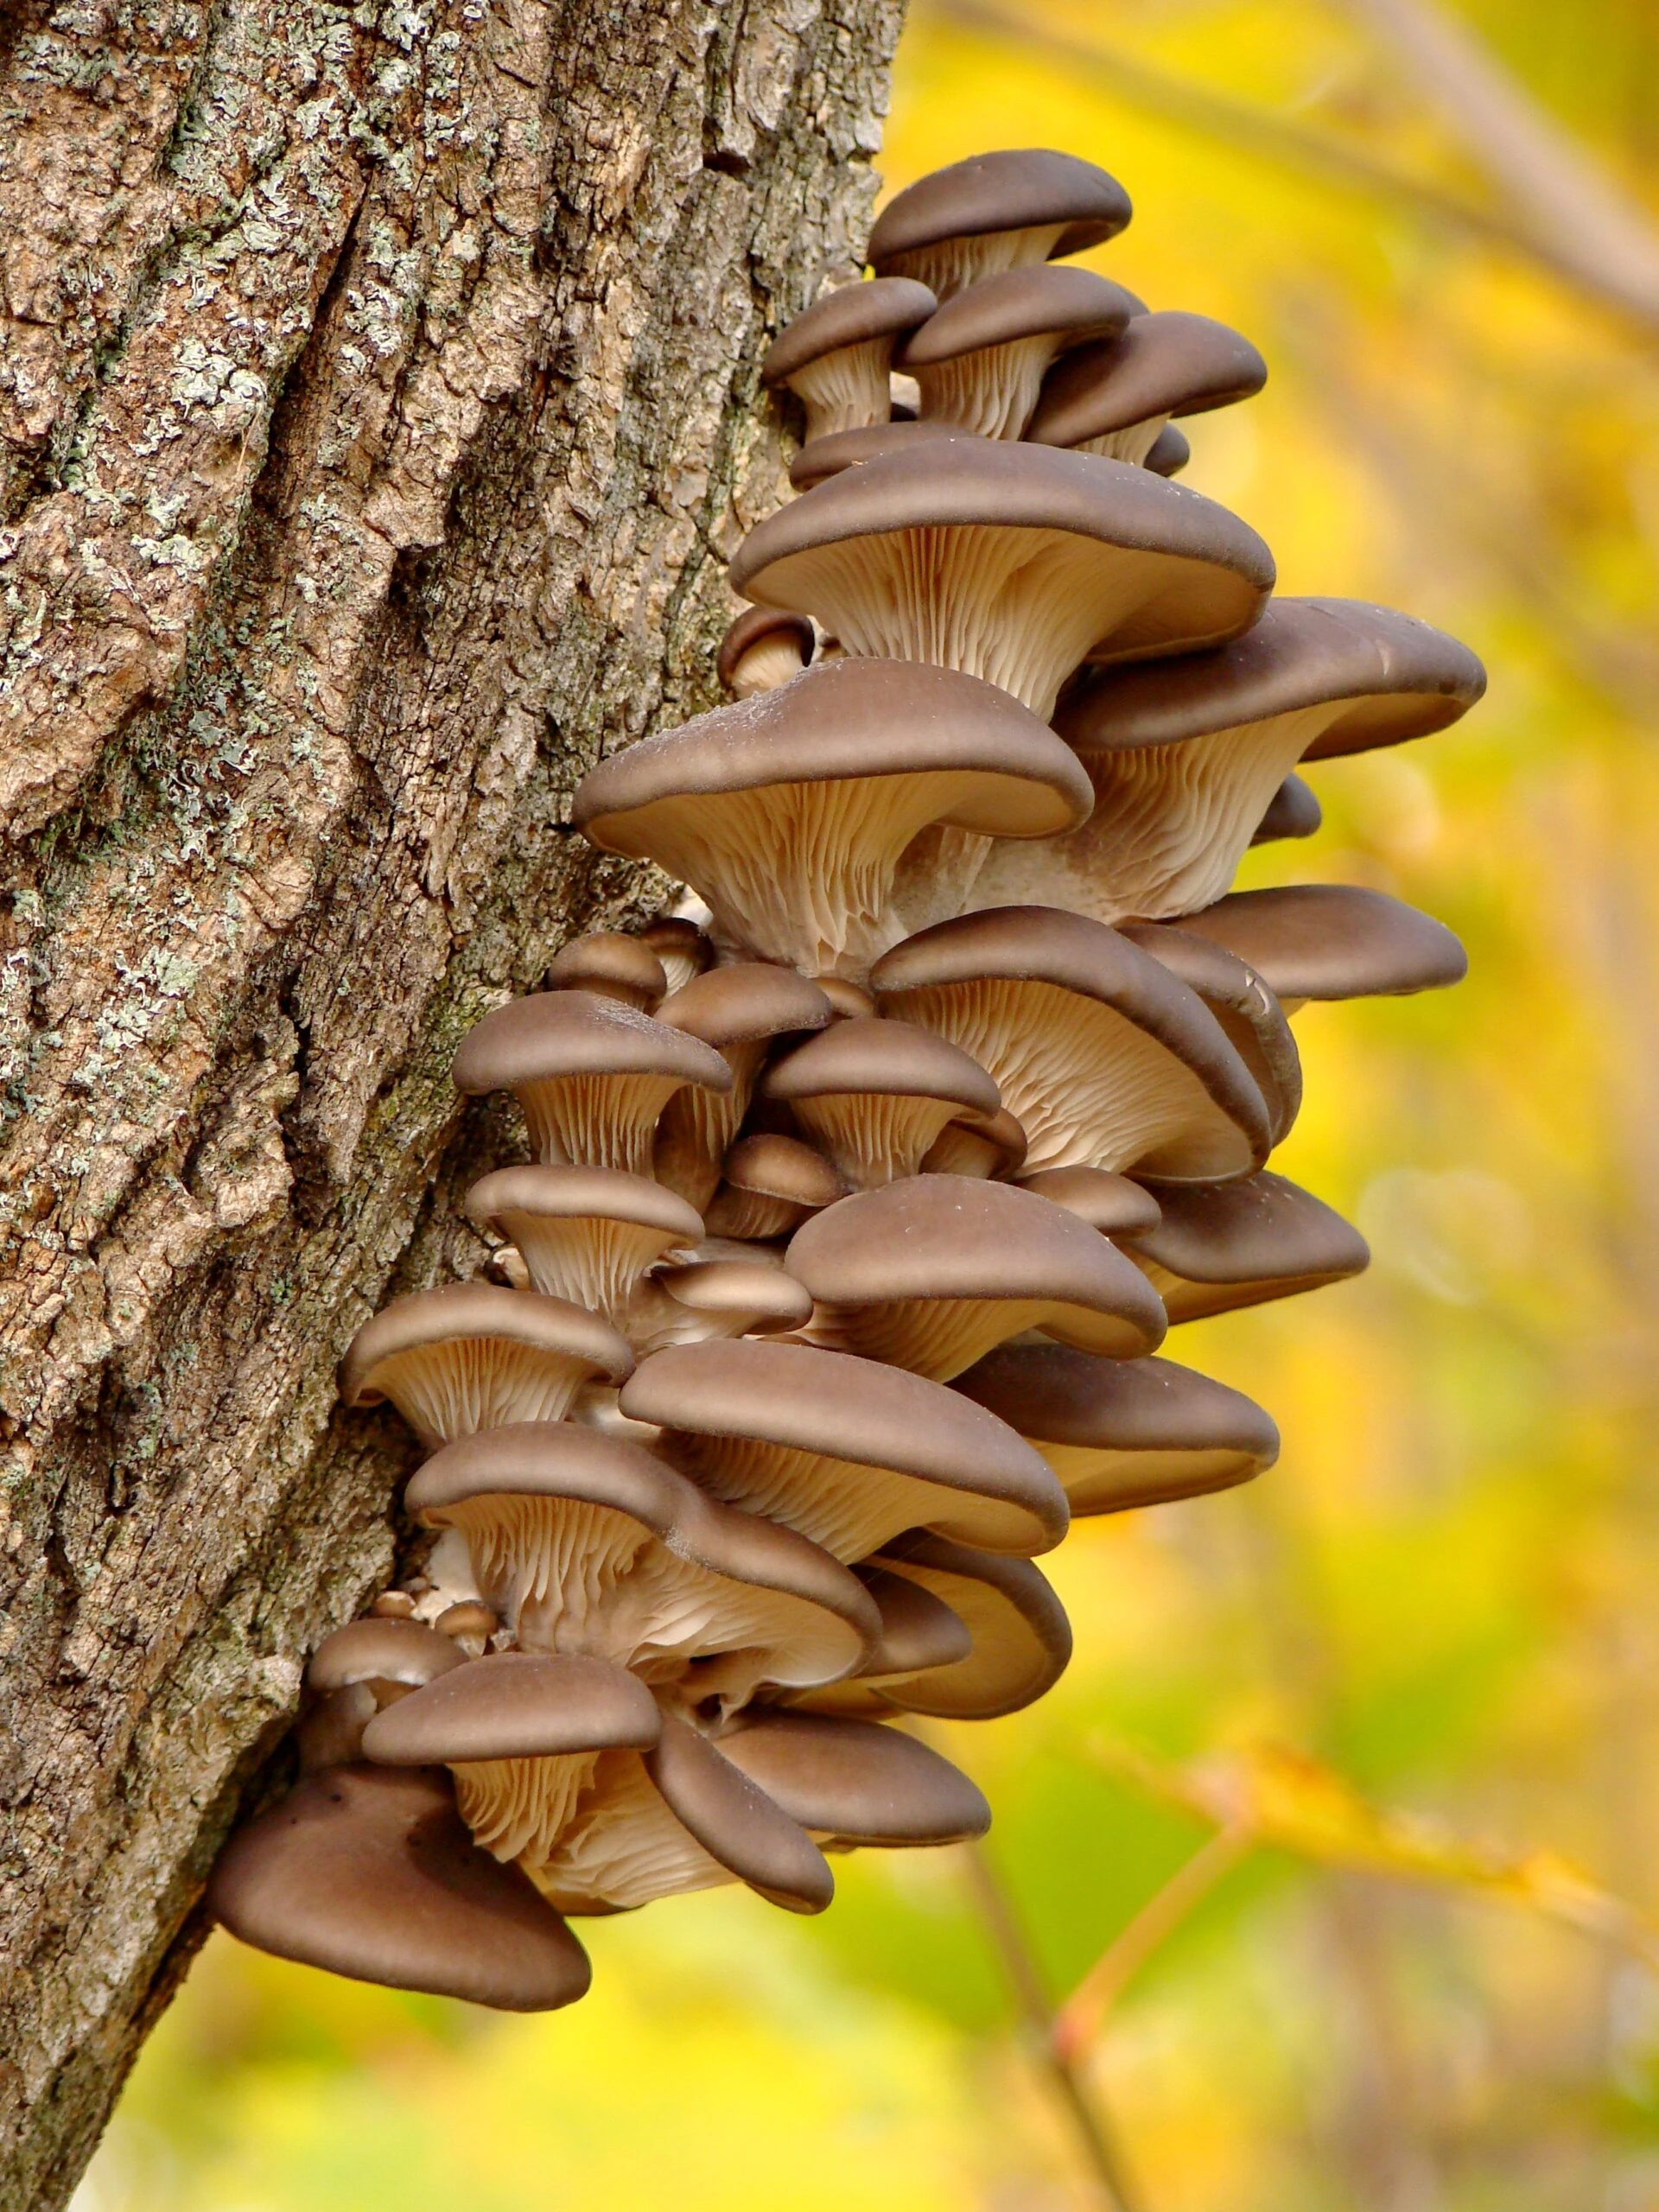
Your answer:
[211,149,1484,2012]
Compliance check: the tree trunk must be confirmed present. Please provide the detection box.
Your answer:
[0,0,903,2199]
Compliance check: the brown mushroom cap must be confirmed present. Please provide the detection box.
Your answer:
[717,1710,991,1846]
[544,933,667,1012]
[620,1338,1068,1561]
[762,1015,1001,1188]
[463,1164,702,1319]
[1058,597,1486,756]
[762,276,939,385]
[1027,312,1268,455]
[405,1421,878,1694]
[857,1562,976,1680]
[452,992,731,1172]
[364,1650,662,1766]
[1252,772,1322,845]
[956,1343,1279,1513]
[646,1711,835,1912]
[640,917,714,995]
[1143,423,1191,477]
[855,1529,1071,1719]
[1164,884,1469,1005]
[868,149,1133,297]
[1124,1171,1370,1321]
[871,906,1270,1182]
[1120,920,1302,1148]
[573,658,1094,979]
[896,265,1138,440]
[652,963,837,1206]
[209,1764,591,2010]
[728,441,1275,719]
[1015,1164,1163,1236]
[338,1282,634,1446]
[788,1174,1167,1373]
[715,607,817,698]
[789,418,964,491]
[643,1256,816,1342]
[308,1617,467,1697]
[703,1132,849,1240]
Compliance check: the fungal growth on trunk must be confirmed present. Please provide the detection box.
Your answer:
[209,145,1481,2013]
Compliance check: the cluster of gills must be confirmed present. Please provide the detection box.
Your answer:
[211,150,1484,2013]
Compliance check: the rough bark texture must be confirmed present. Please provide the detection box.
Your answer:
[0,1,903,2200]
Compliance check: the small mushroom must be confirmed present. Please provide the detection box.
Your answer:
[868,148,1132,300]
[702,1133,849,1241]
[715,1709,991,1847]
[208,1764,591,2010]
[653,963,836,1207]
[870,906,1271,1181]
[970,598,1484,925]
[572,658,1093,980]
[955,1341,1280,1513]
[896,264,1137,439]
[816,976,879,1020]
[801,1530,1072,1720]
[626,1251,815,1353]
[715,607,817,698]
[435,1600,500,1656]
[787,1175,1167,1376]
[1015,1165,1163,1237]
[370,1590,417,1620]
[543,932,667,1013]
[920,1103,1028,1180]
[1143,423,1191,477]
[760,276,938,442]
[1027,311,1268,464]
[728,441,1275,721]
[1252,772,1322,845]
[463,1164,702,1324]
[644,1711,834,1911]
[639,916,713,995]
[1162,883,1468,1010]
[788,417,964,491]
[404,1421,878,1700]
[453,991,732,1174]
[338,1282,634,1446]
[761,1016,1001,1190]
[620,1338,1068,1562]
[1121,921,1302,1149]
[1122,1170,1370,1321]
[362,1649,662,1873]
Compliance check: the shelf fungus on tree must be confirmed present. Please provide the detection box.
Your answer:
[871,906,1272,1180]
[868,148,1133,299]
[212,137,1484,2019]
[787,1174,1166,1376]
[1027,309,1268,464]
[453,991,733,1174]
[761,275,938,443]
[338,1284,635,1446]
[955,1343,1281,1514]
[896,264,1138,439]
[572,658,1092,980]
[1122,1171,1370,1321]
[728,441,1275,721]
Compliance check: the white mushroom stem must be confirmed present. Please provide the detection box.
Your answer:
[972,705,1334,925]
[786,340,897,442]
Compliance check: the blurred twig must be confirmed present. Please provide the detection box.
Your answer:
[961,1840,1147,2212]
[931,0,1659,340]
[1334,0,1659,326]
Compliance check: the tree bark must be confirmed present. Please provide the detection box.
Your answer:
[0,0,903,2200]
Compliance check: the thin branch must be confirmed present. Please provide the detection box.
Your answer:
[1052,1824,1254,2065]
[961,1839,1147,2212]
[929,0,1659,340]
[1334,0,1659,324]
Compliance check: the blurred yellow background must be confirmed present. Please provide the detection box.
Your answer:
[75,4,1659,2206]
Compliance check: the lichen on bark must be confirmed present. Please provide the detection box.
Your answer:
[0,2,905,2202]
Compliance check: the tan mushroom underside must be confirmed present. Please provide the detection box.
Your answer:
[1038,1436,1262,1514]
[753,525,1219,721]
[525,1749,734,1913]
[654,1042,768,1211]
[427,1495,857,1692]
[787,1090,972,1190]
[363,1343,608,1447]
[728,631,813,697]
[800,1294,1142,1381]
[787,340,898,442]
[972,706,1334,924]
[887,976,1254,1177]
[912,334,1076,441]
[494,1214,696,1323]
[1077,417,1170,465]
[883,221,1083,300]
[514,1071,695,1174]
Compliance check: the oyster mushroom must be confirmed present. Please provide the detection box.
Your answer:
[463,1165,702,1324]
[1027,310,1268,464]
[715,607,817,698]
[897,264,1137,439]
[543,932,667,1013]
[653,963,835,1208]
[868,148,1132,299]
[1123,1170,1370,1320]
[1163,883,1468,1010]
[761,275,938,442]
[761,1016,1001,1189]
[702,1133,849,1241]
